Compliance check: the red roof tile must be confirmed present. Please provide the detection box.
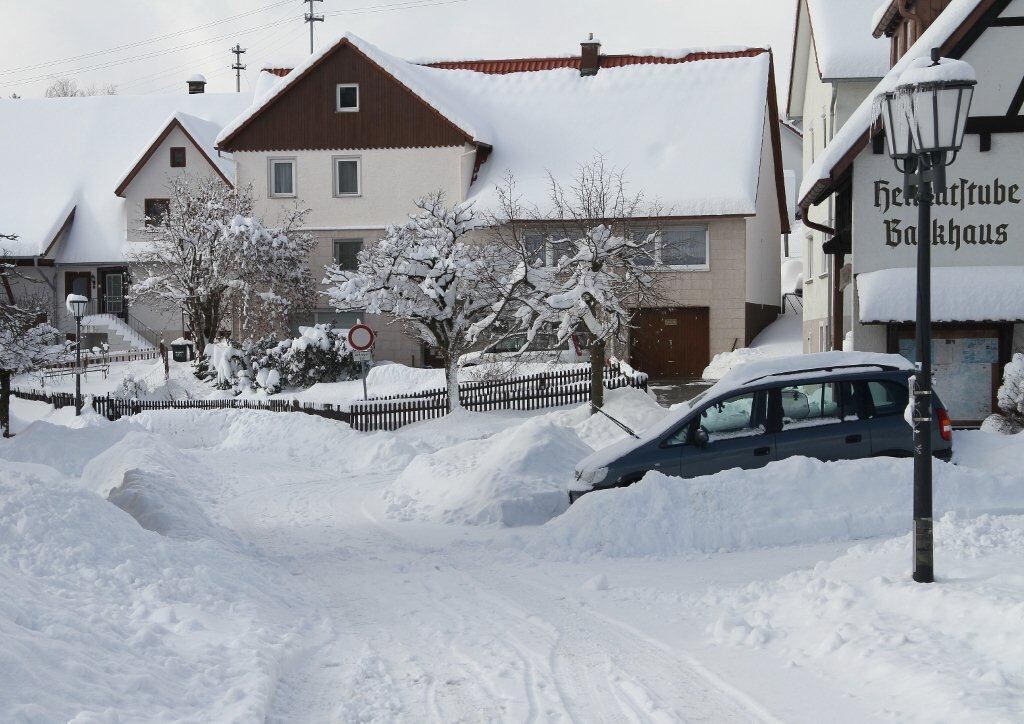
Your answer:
[424,49,768,74]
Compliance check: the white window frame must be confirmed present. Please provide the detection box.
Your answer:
[336,83,359,113]
[332,156,361,197]
[268,157,296,198]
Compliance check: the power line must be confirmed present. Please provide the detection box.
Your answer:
[7,15,297,86]
[323,0,471,17]
[0,0,295,78]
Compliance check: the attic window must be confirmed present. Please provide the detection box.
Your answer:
[170,146,186,167]
[336,83,359,112]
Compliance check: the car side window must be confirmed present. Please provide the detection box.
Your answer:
[778,382,842,429]
[865,380,908,418]
[698,392,763,440]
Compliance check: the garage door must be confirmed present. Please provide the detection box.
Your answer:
[631,307,710,377]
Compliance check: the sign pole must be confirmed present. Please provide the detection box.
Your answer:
[362,361,369,401]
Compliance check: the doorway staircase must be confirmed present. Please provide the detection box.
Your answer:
[81,313,158,351]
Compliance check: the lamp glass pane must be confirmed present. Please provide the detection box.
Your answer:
[953,86,974,149]
[881,93,913,158]
[910,87,939,152]
[935,85,963,150]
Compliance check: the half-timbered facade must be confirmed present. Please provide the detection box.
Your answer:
[799,0,1024,424]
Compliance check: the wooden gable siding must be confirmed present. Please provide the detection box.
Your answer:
[874,0,954,64]
[223,43,470,153]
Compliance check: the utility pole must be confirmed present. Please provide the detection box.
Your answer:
[230,44,247,93]
[304,0,324,54]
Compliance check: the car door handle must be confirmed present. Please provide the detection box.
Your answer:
[753,446,771,456]
[845,434,863,444]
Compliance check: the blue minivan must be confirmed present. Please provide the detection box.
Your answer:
[571,352,953,501]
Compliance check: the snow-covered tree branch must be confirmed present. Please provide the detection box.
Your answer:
[127,175,315,354]
[482,157,664,408]
[324,192,506,410]
[0,246,65,436]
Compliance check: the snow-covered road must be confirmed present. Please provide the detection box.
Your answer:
[202,450,773,723]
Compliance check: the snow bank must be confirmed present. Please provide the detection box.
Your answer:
[709,513,1024,721]
[80,431,235,544]
[385,417,591,526]
[0,458,299,721]
[130,408,420,474]
[537,456,1024,559]
[0,417,132,476]
[702,312,804,379]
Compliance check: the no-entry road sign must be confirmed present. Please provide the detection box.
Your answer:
[347,324,375,352]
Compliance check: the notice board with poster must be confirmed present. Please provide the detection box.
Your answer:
[897,336,999,424]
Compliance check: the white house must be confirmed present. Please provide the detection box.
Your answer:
[799,0,1024,424]
[0,81,250,349]
[216,33,789,377]
[787,0,891,352]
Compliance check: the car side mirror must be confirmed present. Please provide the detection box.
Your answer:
[693,427,710,449]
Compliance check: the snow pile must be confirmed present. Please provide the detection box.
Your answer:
[131,408,420,473]
[805,0,891,79]
[385,417,591,526]
[709,513,1024,721]
[702,311,803,379]
[859,266,1024,323]
[0,417,132,476]
[0,457,299,721]
[897,55,977,86]
[537,456,1024,559]
[80,431,236,544]
[546,386,668,449]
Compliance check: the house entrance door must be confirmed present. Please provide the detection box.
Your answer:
[98,267,127,319]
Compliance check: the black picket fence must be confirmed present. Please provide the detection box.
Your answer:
[11,387,352,424]
[13,363,647,432]
[349,363,648,432]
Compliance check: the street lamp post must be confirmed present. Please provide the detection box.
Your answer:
[66,294,89,416]
[879,49,975,583]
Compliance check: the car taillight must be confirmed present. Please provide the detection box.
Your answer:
[937,408,953,442]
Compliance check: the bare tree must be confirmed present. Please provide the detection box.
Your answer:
[127,175,314,355]
[482,156,664,408]
[44,78,117,98]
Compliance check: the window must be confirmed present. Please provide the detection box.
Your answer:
[144,198,170,227]
[523,231,574,267]
[865,380,908,418]
[777,382,842,429]
[269,158,296,197]
[631,225,708,268]
[170,146,186,168]
[660,226,708,267]
[698,391,763,439]
[334,157,360,196]
[333,239,363,270]
[336,83,359,112]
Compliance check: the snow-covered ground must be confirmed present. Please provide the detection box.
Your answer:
[703,310,804,379]
[4,389,1024,721]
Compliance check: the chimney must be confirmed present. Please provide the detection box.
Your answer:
[580,33,601,76]
[187,74,207,94]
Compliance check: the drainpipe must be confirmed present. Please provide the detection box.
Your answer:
[799,201,841,351]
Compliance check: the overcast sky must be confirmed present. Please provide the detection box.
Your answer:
[1,0,797,100]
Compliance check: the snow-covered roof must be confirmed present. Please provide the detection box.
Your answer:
[219,33,781,219]
[806,0,891,79]
[800,0,985,206]
[449,53,775,217]
[858,266,1024,323]
[114,112,236,197]
[0,92,251,261]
